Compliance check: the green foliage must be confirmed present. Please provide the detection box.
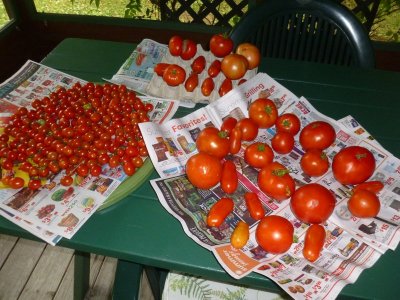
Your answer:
[0,1,10,27]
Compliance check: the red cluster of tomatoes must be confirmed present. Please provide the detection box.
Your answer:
[154,34,261,97]
[0,82,153,190]
[186,97,382,260]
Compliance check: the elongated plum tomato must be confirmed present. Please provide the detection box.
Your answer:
[207,197,234,227]
[186,152,222,189]
[231,221,250,249]
[290,183,335,224]
[256,215,294,254]
[303,224,326,262]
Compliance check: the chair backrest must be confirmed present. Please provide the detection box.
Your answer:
[229,0,375,68]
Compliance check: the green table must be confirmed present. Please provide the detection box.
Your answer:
[1,38,400,300]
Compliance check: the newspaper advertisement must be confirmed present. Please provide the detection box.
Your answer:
[143,72,400,299]
[0,60,180,245]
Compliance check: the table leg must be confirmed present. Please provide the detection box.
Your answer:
[144,266,168,300]
[112,260,143,300]
[74,251,90,300]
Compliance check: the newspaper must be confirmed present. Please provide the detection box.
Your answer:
[141,72,400,299]
[0,60,180,245]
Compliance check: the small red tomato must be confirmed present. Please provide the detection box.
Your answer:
[244,142,274,169]
[221,117,237,135]
[186,152,222,189]
[218,78,233,97]
[348,189,380,218]
[220,160,238,194]
[271,132,295,154]
[168,35,183,56]
[191,56,206,74]
[275,113,301,136]
[208,60,221,78]
[352,181,384,194]
[163,64,186,87]
[207,197,234,227]
[303,224,326,262]
[231,221,249,249]
[236,118,259,141]
[123,161,136,176]
[201,77,215,97]
[229,127,242,155]
[9,177,25,189]
[299,121,336,151]
[154,63,170,76]
[300,149,330,177]
[209,34,234,58]
[180,39,197,60]
[249,98,278,129]
[28,179,42,190]
[244,192,265,220]
[185,73,199,92]
[60,175,74,187]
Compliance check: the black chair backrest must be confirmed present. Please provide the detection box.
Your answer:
[229,0,375,68]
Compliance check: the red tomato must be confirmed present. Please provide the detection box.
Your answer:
[208,60,221,78]
[244,142,274,168]
[332,146,375,185]
[299,121,336,150]
[231,221,249,249]
[221,117,237,135]
[249,98,278,128]
[290,183,335,224]
[28,179,42,191]
[186,152,222,189]
[300,149,330,177]
[352,181,384,194]
[60,175,74,187]
[221,53,248,80]
[348,189,380,218]
[154,63,170,76]
[180,39,197,60]
[201,77,215,97]
[235,43,261,70]
[191,56,206,74]
[258,162,295,202]
[163,64,186,86]
[185,73,199,92]
[218,78,233,97]
[236,118,258,141]
[168,35,183,56]
[244,192,265,220]
[220,160,238,194]
[271,132,295,154]
[196,127,230,158]
[303,224,326,262]
[256,215,294,254]
[207,197,234,227]
[9,177,25,189]
[275,113,301,136]
[209,34,234,58]
[229,127,242,154]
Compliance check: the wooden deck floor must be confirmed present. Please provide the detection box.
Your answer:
[0,234,155,300]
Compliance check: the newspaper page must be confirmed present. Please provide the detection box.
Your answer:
[144,72,400,299]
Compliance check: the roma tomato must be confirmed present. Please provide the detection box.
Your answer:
[168,35,183,56]
[191,55,206,74]
[235,42,261,70]
[303,224,326,262]
[299,121,336,150]
[181,39,197,60]
[244,142,274,169]
[332,146,376,185]
[207,197,234,227]
[221,117,237,135]
[275,113,301,136]
[186,152,222,189]
[236,118,258,141]
[290,183,335,224]
[230,221,249,249]
[244,192,265,220]
[196,127,229,158]
[185,73,199,92]
[218,78,233,97]
[348,189,380,218]
[208,59,221,78]
[220,160,238,194]
[154,63,170,76]
[249,98,278,128]
[221,53,248,80]
[256,215,294,254]
[300,149,330,177]
[201,77,215,96]
[258,162,295,202]
[271,132,295,154]
[229,127,242,154]
[352,181,384,194]
[209,34,234,58]
[163,64,186,86]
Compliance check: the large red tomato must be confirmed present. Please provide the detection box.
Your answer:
[256,215,294,254]
[235,43,261,70]
[332,146,375,185]
[275,113,301,136]
[249,98,278,128]
[196,127,229,158]
[300,149,330,177]
[162,64,186,86]
[236,118,258,141]
[271,132,295,154]
[244,142,274,169]
[258,162,295,202]
[221,53,248,80]
[347,189,380,218]
[299,121,336,150]
[209,34,234,58]
[168,35,183,56]
[186,152,222,189]
[290,183,335,224]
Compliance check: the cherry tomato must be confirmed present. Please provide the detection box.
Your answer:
[168,35,183,56]
[256,215,294,254]
[236,118,258,141]
[207,197,234,227]
[201,77,215,97]
[28,179,42,190]
[235,42,261,70]
[348,189,380,218]
[60,175,73,186]
[290,183,335,224]
[196,127,230,158]
[271,132,295,154]
[303,224,326,262]
[299,121,336,150]
[185,73,199,92]
[230,221,249,249]
[332,146,376,185]
[221,53,248,80]
[191,55,206,74]
[218,78,233,97]
[209,34,234,58]
[249,98,278,128]
[275,113,301,136]
[208,60,221,78]
[77,164,90,177]
[9,177,25,189]
[221,117,237,135]
[300,149,330,177]
[220,160,238,194]
[123,161,136,176]
[186,152,222,189]
[244,192,265,220]
[163,64,186,87]
[154,63,170,76]
[258,162,295,202]
[244,142,274,168]
[352,181,384,194]
[180,39,197,60]
[229,127,242,155]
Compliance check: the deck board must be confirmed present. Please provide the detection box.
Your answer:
[0,234,18,266]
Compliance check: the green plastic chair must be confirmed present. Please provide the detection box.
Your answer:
[229,0,375,68]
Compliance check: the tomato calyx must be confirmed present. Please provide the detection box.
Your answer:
[272,168,290,177]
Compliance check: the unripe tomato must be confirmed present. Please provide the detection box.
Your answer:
[221,53,248,80]
[235,42,261,70]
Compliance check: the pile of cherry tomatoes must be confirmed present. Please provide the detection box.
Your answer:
[154,34,261,97]
[0,82,152,190]
[186,97,382,261]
